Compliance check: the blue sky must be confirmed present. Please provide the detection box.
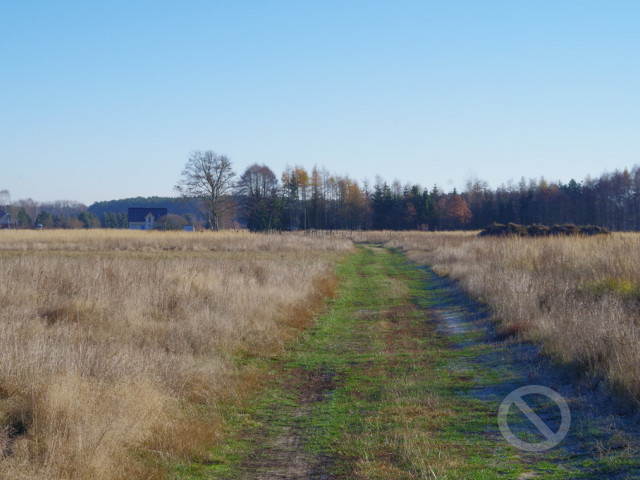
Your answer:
[1,1,639,204]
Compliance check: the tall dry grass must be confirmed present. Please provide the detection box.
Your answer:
[0,230,351,480]
[0,229,352,253]
[357,231,640,405]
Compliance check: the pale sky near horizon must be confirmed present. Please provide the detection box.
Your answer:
[1,1,639,205]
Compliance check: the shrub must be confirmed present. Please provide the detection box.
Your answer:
[479,222,610,238]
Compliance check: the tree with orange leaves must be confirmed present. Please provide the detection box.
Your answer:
[438,190,472,229]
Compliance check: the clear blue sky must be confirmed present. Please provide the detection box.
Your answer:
[1,1,639,204]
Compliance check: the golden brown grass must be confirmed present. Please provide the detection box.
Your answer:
[0,230,351,480]
[355,230,640,405]
[0,229,352,253]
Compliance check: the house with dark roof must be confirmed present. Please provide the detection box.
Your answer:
[0,208,16,229]
[128,207,168,230]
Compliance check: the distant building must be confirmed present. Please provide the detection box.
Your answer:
[183,225,195,232]
[128,208,168,230]
[0,208,16,229]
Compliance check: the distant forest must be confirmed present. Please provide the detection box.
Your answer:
[2,165,639,231]
[229,164,640,232]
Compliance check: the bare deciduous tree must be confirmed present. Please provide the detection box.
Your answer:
[0,189,10,207]
[175,150,236,230]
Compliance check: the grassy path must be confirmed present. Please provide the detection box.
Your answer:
[175,245,640,479]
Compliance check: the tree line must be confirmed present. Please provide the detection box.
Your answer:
[176,150,640,232]
[463,169,640,231]
[172,152,472,231]
[0,193,100,229]
[3,153,640,231]
[233,164,472,231]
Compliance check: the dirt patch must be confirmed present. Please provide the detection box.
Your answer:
[237,366,341,480]
[238,429,329,480]
[382,307,436,355]
[288,367,340,405]
[363,245,386,254]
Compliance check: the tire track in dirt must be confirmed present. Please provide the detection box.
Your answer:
[236,367,338,480]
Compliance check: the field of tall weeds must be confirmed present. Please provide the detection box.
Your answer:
[361,231,640,406]
[0,230,351,480]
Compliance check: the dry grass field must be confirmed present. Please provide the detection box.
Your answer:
[0,230,351,480]
[354,231,640,405]
[4,228,639,478]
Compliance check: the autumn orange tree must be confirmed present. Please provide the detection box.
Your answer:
[438,191,472,229]
[281,166,310,229]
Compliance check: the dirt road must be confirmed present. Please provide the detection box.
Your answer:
[198,246,640,479]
